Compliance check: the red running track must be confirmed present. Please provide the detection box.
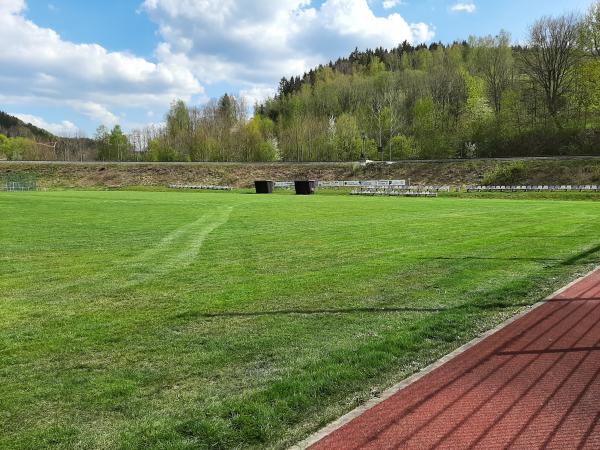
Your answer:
[311,269,600,450]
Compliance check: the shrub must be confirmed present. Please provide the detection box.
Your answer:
[147,138,180,162]
[482,161,527,185]
[0,133,8,159]
[390,135,419,160]
[0,137,39,160]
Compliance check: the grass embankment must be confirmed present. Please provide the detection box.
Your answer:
[1,191,600,448]
[2,158,600,190]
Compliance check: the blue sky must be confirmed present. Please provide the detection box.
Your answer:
[0,0,596,137]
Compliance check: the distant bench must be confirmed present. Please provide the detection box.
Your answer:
[273,180,407,188]
[467,185,600,192]
[351,187,438,197]
[169,184,232,191]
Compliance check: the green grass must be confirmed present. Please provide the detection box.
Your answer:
[1,191,600,449]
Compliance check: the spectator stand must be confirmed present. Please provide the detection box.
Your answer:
[466,185,600,192]
[169,184,232,191]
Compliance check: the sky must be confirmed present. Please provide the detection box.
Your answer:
[0,0,596,137]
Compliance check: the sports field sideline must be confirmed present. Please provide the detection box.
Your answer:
[1,190,600,448]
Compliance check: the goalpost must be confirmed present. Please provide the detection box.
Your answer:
[1,172,38,192]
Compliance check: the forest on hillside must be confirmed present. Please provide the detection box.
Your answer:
[3,4,600,162]
[0,112,95,161]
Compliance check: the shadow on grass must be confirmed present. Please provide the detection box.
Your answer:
[429,256,562,262]
[560,244,600,266]
[177,306,446,319]
[429,242,600,266]
[177,301,534,320]
[177,244,600,322]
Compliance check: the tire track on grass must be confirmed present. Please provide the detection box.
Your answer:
[29,205,233,296]
[120,205,233,288]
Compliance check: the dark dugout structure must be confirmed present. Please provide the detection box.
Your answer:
[294,180,316,195]
[254,180,274,194]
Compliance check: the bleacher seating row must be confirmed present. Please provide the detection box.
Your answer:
[169,184,231,191]
[467,185,600,192]
[274,180,407,188]
[404,185,451,192]
[351,188,438,197]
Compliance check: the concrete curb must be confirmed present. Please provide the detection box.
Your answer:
[291,267,600,450]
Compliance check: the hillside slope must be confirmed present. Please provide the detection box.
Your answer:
[2,159,600,189]
[0,111,55,140]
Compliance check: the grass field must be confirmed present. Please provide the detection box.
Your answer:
[2,191,600,449]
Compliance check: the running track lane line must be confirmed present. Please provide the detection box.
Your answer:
[294,267,600,450]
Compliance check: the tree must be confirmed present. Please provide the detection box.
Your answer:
[389,135,418,160]
[164,100,191,158]
[239,117,279,162]
[147,138,178,162]
[94,125,111,161]
[580,1,600,56]
[413,97,435,157]
[521,14,583,124]
[0,137,37,160]
[428,53,467,121]
[0,133,8,159]
[469,31,514,114]
[108,125,130,161]
[333,114,362,160]
[570,58,600,127]
[95,125,130,161]
[384,84,405,160]
[166,100,190,139]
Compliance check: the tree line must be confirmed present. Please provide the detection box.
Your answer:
[0,132,95,161]
[3,4,600,162]
[128,4,600,162]
[0,112,96,162]
[257,6,600,161]
[118,95,278,162]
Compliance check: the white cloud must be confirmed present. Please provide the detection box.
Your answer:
[383,0,404,9]
[10,113,79,136]
[143,0,434,90]
[72,102,119,127]
[0,0,25,14]
[0,2,203,127]
[1,0,435,131]
[240,85,277,108]
[451,2,476,13]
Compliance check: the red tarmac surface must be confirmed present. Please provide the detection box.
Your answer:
[311,269,600,449]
